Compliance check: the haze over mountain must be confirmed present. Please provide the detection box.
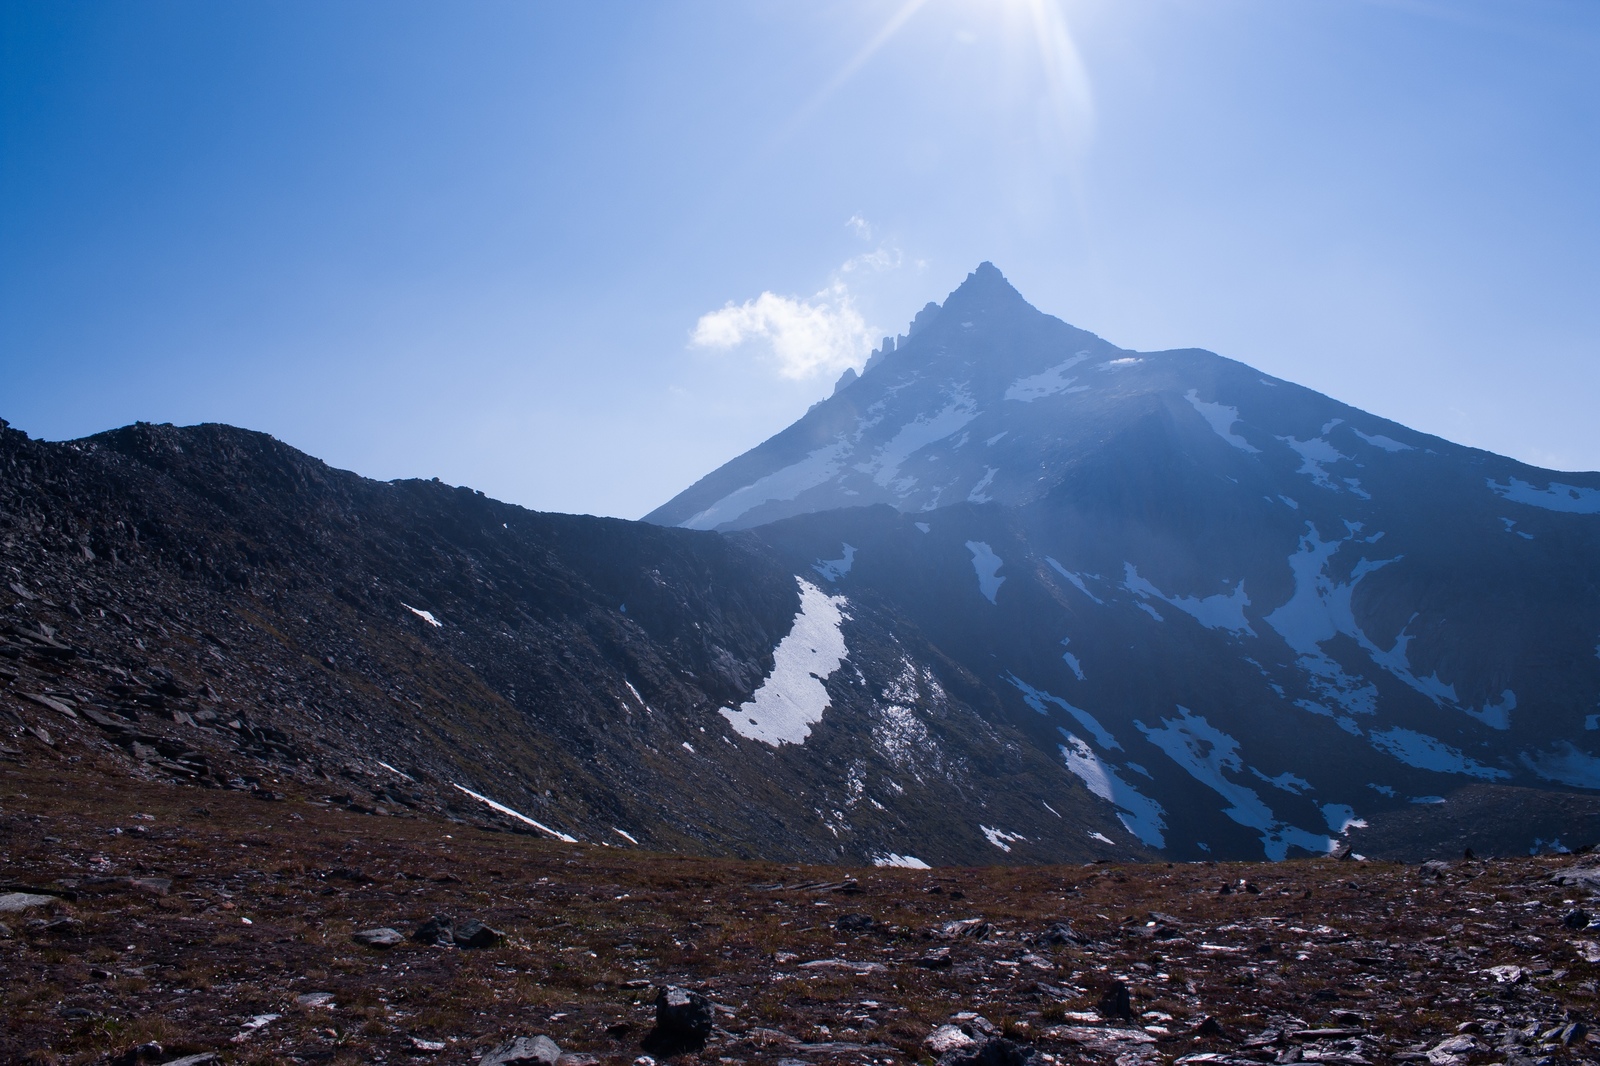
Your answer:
[651,263,1600,860]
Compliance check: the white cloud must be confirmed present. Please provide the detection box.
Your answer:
[841,244,902,274]
[691,280,873,381]
[692,241,909,381]
[846,214,873,240]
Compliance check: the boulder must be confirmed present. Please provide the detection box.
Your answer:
[642,986,714,1056]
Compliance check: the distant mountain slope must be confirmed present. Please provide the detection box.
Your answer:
[0,417,1148,866]
[651,264,1600,859]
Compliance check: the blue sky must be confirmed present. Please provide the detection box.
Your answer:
[3,0,1597,519]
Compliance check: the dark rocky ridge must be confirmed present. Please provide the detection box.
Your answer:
[0,416,1137,866]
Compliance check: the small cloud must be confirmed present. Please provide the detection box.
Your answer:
[841,244,902,274]
[691,280,873,381]
[846,214,873,240]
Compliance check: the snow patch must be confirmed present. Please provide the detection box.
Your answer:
[1251,768,1311,794]
[1280,436,1349,490]
[720,578,850,746]
[1265,523,1400,718]
[967,467,999,503]
[376,760,413,781]
[1089,831,1115,845]
[1006,674,1120,749]
[966,541,1005,603]
[1137,706,1335,860]
[1060,637,1086,681]
[1488,477,1600,514]
[1521,743,1600,789]
[1185,390,1260,454]
[862,393,978,492]
[1124,563,1254,635]
[873,853,931,869]
[1321,803,1368,834]
[1464,689,1516,731]
[1353,429,1412,452]
[981,825,1027,852]
[813,544,856,582]
[914,522,930,533]
[1058,733,1167,848]
[612,827,639,844]
[1046,557,1103,604]
[1368,727,1510,780]
[403,604,441,627]
[452,784,578,842]
[684,441,849,529]
[1135,602,1165,622]
[1006,352,1091,401]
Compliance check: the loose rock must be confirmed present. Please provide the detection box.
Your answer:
[479,1035,562,1066]
[937,1036,1039,1066]
[352,927,404,948]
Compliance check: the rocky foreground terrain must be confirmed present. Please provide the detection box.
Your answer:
[5,757,1600,1066]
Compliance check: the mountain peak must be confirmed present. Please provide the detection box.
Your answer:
[943,261,1030,314]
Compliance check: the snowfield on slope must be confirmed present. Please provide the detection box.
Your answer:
[720,578,851,746]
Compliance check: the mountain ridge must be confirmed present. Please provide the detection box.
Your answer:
[648,263,1600,860]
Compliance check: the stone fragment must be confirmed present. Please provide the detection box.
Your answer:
[796,958,886,973]
[1426,1034,1481,1066]
[1038,922,1090,947]
[1097,979,1134,1020]
[108,1041,165,1066]
[479,1035,562,1066]
[937,1036,1039,1066]
[926,1025,979,1055]
[0,891,57,913]
[412,914,455,946]
[352,927,404,948]
[453,918,503,948]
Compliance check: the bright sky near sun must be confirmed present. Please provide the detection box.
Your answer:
[3,1,1598,519]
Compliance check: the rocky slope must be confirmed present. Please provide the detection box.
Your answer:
[650,264,1600,860]
[5,763,1600,1066]
[0,417,1140,867]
